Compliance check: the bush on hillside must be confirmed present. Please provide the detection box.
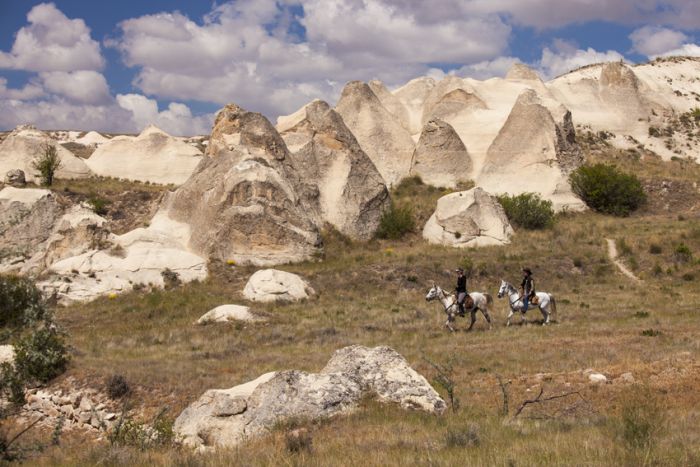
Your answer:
[376,203,415,240]
[569,164,646,216]
[31,143,62,186]
[13,326,69,384]
[496,193,555,229]
[0,275,47,328]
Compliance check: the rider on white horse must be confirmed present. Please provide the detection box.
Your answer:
[520,268,535,311]
[455,267,469,316]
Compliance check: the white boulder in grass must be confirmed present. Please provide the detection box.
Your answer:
[243,269,315,303]
[196,305,265,324]
[423,187,514,248]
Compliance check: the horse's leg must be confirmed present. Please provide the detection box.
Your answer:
[481,306,492,330]
[445,311,456,332]
[520,309,526,325]
[467,309,476,331]
[540,305,550,325]
[506,308,513,327]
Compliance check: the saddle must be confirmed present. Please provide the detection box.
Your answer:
[529,293,539,305]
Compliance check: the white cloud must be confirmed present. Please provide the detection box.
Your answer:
[0,78,44,100]
[116,94,214,135]
[538,43,624,79]
[629,26,688,57]
[109,0,512,117]
[39,70,111,105]
[655,43,700,58]
[0,2,104,72]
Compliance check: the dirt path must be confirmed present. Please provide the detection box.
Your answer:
[606,238,642,282]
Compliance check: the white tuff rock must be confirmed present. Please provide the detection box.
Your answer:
[196,305,265,324]
[423,187,514,248]
[174,345,445,451]
[243,269,314,303]
[0,345,15,365]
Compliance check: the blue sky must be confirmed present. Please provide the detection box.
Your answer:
[1,1,699,134]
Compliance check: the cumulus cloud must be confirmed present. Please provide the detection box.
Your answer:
[109,0,512,116]
[116,94,214,135]
[0,2,104,72]
[39,70,111,105]
[655,43,700,58]
[537,41,624,79]
[629,26,688,56]
[0,78,44,100]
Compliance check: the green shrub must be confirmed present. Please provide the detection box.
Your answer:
[496,193,554,229]
[0,275,46,329]
[13,326,69,384]
[31,144,62,186]
[87,196,110,216]
[674,243,692,263]
[376,203,415,239]
[649,244,662,254]
[569,164,646,216]
[615,386,666,453]
[106,374,131,399]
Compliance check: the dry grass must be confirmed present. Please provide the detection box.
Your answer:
[7,169,700,465]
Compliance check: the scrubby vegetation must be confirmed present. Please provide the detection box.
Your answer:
[497,192,555,229]
[569,164,646,216]
[376,203,415,239]
[31,144,62,187]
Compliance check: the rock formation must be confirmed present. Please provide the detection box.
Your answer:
[0,345,14,365]
[243,269,314,303]
[85,125,202,185]
[164,104,322,266]
[423,187,513,247]
[409,118,472,188]
[0,125,91,183]
[196,304,264,324]
[335,81,415,186]
[479,90,584,210]
[278,100,390,240]
[506,63,543,81]
[174,346,445,451]
[4,169,26,187]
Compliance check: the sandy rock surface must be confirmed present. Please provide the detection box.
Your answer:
[243,269,314,303]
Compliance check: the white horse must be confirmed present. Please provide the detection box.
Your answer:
[425,284,493,332]
[497,280,557,326]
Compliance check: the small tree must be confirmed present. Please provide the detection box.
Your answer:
[32,143,62,186]
[569,164,646,216]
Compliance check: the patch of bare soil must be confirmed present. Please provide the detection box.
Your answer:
[641,178,700,216]
[60,142,96,159]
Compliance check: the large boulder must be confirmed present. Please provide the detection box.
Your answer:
[163,104,322,266]
[409,118,472,188]
[278,100,390,240]
[174,345,445,451]
[423,187,513,247]
[243,269,314,303]
[85,125,202,185]
[335,81,416,186]
[0,125,91,183]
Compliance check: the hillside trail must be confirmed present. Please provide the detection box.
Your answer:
[605,238,642,282]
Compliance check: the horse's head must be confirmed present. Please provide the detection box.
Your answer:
[497,279,508,298]
[425,284,440,302]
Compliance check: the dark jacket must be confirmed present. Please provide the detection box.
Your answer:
[456,275,467,293]
[521,276,534,296]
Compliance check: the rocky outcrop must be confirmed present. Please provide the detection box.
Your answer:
[174,345,445,451]
[506,63,542,81]
[278,100,390,240]
[426,89,487,123]
[335,81,415,186]
[243,269,314,303]
[409,118,472,188]
[423,187,513,247]
[196,305,264,324]
[85,125,202,185]
[4,169,26,187]
[479,90,584,210]
[368,80,411,131]
[393,77,436,134]
[164,104,322,266]
[0,125,91,183]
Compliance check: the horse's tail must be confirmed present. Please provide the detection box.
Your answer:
[550,294,558,321]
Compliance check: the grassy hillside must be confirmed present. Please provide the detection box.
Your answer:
[9,160,700,465]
